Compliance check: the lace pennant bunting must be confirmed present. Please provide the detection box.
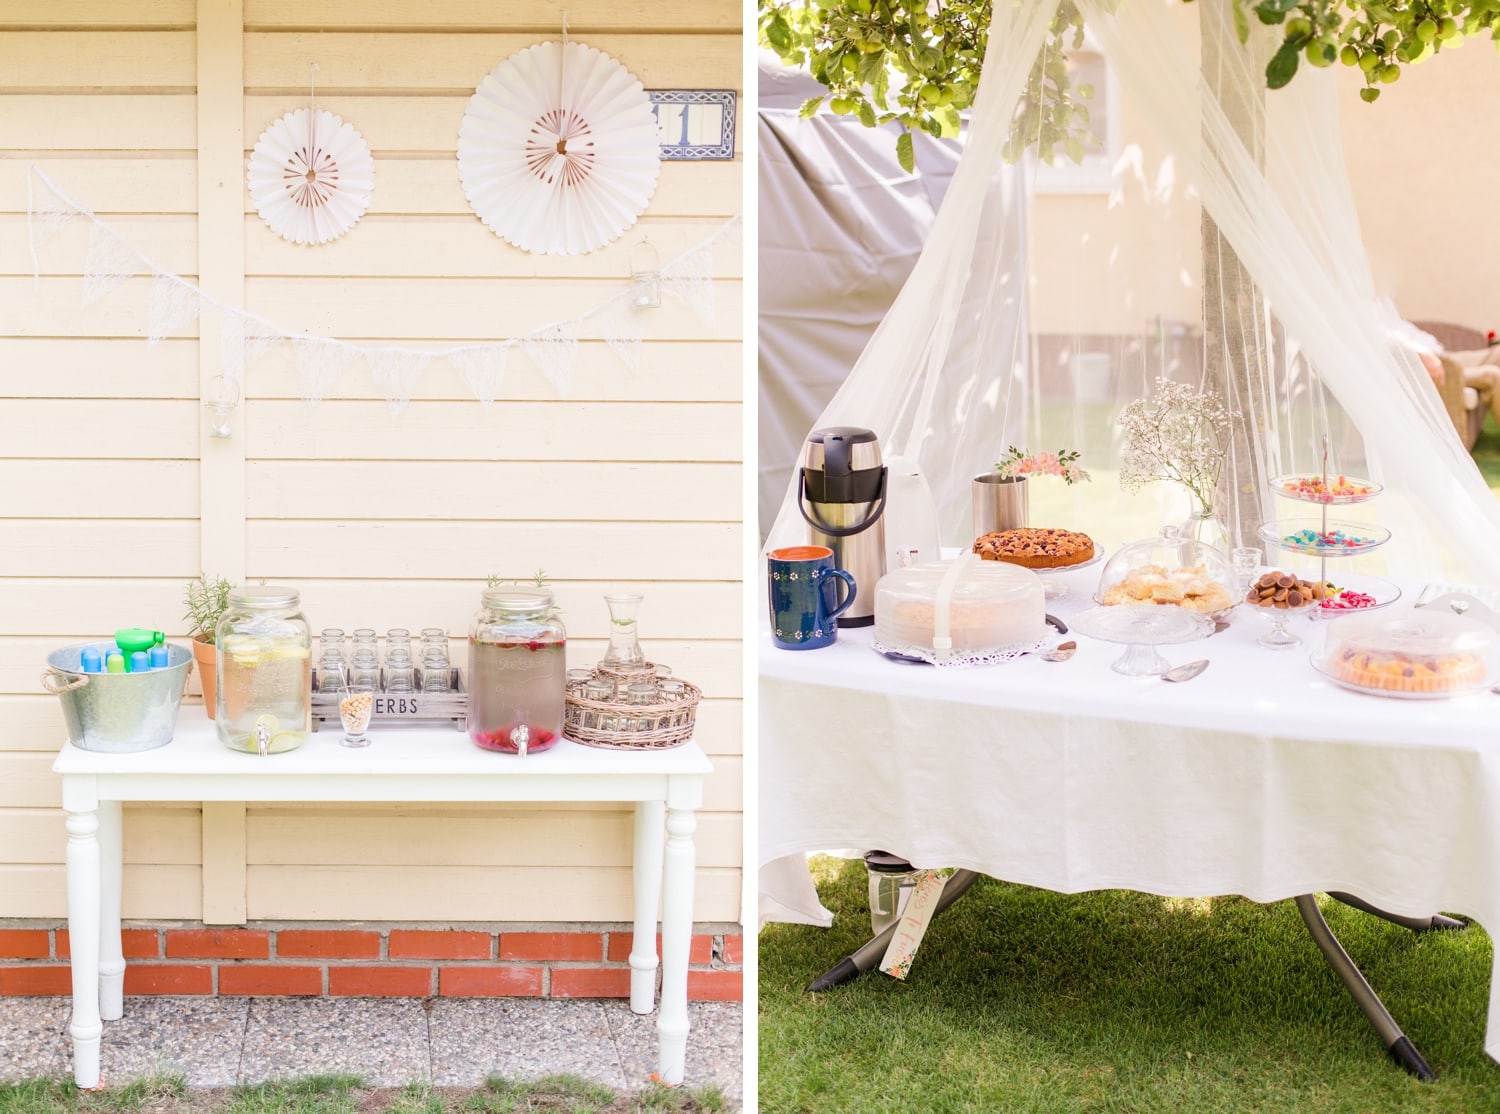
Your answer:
[661,241,716,324]
[27,171,83,286]
[366,348,433,419]
[597,296,645,377]
[219,313,282,390]
[523,321,580,397]
[448,346,510,410]
[82,225,141,306]
[146,272,202,347]
[293,338,359,405]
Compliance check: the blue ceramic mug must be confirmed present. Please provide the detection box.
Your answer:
[768,546,857,650]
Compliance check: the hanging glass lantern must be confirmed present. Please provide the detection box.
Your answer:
[203,374,240,438]
[629,237,662,309]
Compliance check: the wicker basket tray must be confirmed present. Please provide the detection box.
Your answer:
[563,675,700,751]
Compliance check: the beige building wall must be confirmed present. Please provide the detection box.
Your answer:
[1339,45,1500,330]
[0,1,742,926]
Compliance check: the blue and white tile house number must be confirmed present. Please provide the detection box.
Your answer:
[648,91,737,160]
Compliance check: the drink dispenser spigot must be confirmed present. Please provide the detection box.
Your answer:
[797,427,887,627]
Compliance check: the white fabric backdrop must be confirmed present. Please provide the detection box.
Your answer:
[760,0,1500,586]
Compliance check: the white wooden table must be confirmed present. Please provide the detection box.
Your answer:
[53,708,713,1089]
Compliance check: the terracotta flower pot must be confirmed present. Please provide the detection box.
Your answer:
[191,636,218,719]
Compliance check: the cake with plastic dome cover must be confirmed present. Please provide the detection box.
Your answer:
[1320,609,1493,697]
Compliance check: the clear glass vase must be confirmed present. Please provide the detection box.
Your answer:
[601,593,646,665]
[1180,498,1232,559]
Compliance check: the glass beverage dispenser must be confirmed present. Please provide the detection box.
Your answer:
[467,589,566,755]
[216,586,312,754]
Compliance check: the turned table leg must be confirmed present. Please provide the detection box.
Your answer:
[65,807,103,1088]
[630,799,665,1014]
[656,804,697,1086]
[97,800,125,1021]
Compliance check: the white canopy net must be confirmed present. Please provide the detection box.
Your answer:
[762,0,1500,589]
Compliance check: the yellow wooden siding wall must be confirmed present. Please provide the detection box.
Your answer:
[0,0,743,925]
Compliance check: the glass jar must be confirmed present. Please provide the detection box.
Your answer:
[468,588,566,755]
[216,586,311,754]
[384,628,415,693]
[349,629,379,691]
[419,628,451,693]
[864,850,921,935]
[318,628,347,693]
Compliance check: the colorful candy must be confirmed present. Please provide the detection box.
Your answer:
[1281,528,1375,550]
[1319,590,1377,611]
[1281,475,1372,502]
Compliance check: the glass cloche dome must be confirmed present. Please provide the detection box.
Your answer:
[1094,525,1237,617]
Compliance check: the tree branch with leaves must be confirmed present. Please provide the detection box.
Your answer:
[760,0,1497,169]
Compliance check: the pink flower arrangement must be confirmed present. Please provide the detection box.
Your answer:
[995,446,1090,485]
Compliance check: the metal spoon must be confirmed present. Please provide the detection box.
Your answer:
[1162,659,1209,683]
[1041,640,1077,662]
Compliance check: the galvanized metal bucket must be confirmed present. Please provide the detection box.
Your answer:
[41,642,192,753]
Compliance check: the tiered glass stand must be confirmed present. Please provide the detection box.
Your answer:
[1259,436,1399,633]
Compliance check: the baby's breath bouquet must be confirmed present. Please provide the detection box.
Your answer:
[1118,379,1236,514]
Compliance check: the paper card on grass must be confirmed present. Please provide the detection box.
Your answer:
[879,869,952,980]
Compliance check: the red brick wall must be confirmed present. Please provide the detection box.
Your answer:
[0,922,743,1001]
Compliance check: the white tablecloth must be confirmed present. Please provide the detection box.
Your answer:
[758,564,1500,1063]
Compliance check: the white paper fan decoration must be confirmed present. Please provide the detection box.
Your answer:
[248,108,373,245]
[458,41,662,256]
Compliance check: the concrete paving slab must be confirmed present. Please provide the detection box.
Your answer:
[96,996,250,1087]
[0,997,70,1082]
[604,1001,743,1101]
[429,997,627,1090]
[240,997,429,1086]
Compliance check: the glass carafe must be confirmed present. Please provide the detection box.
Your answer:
[468,589,566,755]
[601,593,645,665]
[216,586,311,754]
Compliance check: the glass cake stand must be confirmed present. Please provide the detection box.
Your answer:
[1070,604,1214,676]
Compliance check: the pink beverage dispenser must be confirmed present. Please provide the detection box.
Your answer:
[467,588,566,756]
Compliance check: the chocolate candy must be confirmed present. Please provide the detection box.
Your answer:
[1246,571,1323,610]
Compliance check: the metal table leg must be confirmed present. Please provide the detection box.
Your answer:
[1329,892,1466,934]
[808,869,982,991]
[1294,894,1436,1081]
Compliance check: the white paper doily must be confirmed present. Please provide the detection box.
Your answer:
[248,108,374,245]
[457,41,663,255]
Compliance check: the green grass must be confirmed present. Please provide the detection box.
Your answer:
[0,1074,727,1114]
[1471,413,1500,494]
[758,857,1500,1113]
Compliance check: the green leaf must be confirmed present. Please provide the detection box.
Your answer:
[1255,4,1287,24]
[921,114,944,138]
[1233,1,1251,43]
[798,96,824,118]
[896,130,915,173]
[934,104,961,137]
[857,99,877,127]
[1266,39,1301,87]
[1065,134,1086,164]
[766,12,793,53]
